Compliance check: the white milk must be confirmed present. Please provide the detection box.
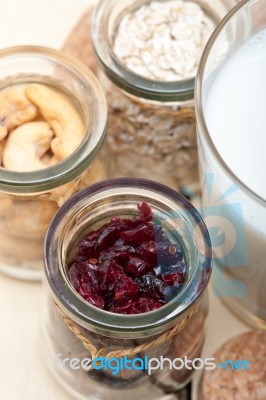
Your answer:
[205,29,266,201]
[201,29,266,324]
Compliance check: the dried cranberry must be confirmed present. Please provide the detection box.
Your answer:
[137,274,166,300]
[99,245,136,265]
[95,226,121,253]
[107,260,124,283]
[156,242,183,265]
[79,284,105,309]
[114,275,139,300]
[120,224,155,246]
[163,285,182,302]
[124,257,147,277]
[130,297,163,314]
[108,297,162,314]
[107,299,134,314]
[136,202,152,222]
[161,273,182,285]
[68,264,81,291]
[154,261,186,278]
[67,202,187,315]
[77,237,97,259]
[140,241,157,266]
[69,262,98,288]
[98,260,123,291]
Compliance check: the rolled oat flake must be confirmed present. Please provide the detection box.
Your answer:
[113,0,215,81]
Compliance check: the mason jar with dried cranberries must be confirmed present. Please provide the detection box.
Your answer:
[42,178,212,400]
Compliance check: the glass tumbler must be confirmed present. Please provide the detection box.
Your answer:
[42,179,212,400]
[195,0,266,327]
[0,46,107,281]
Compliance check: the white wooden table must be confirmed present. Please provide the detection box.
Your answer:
[0,1,248,398]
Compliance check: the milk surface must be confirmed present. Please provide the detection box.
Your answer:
[205,29,266,201]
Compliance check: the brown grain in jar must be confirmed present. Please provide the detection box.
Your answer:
[91,0,237,192]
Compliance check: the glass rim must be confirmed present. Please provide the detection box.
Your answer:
[91,0,195,102]
[0,45,107,194]
[195,0,266,206]
[44,178,212,338]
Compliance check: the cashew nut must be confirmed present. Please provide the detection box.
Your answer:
[25,84,85,160]
[0,86,38,140]
[3,121,54,171]
[40,153,60,167]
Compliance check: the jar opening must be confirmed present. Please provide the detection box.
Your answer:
[92,0,198,102]
[44,179,212,338]
[0,46,107,194]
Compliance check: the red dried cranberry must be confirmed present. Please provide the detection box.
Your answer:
[120,224,155,246]
[135,202,152,222]
[67,202,187,315]
[114,275,139,300]
[105,260,124,291]
[69,262,98,289]
[79,284,105,309]
[98,260,123,291]
[140,241,157,266]
[130,297,163,314]
[108,297,162,314]
[68,264,81,291]
[77,237,97,259]
[99,245,136,266]
[124,257,147,277]
[136,202,152,222]
[107,298,134,314]
[161,273,182,285]
[95,226,121,253]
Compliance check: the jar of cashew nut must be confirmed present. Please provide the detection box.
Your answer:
[92,0,236,193]
[0,46,107,281]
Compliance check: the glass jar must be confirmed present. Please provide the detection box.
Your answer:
[195,0,266,328]
[0,46,107,281]
[91,0,237,193]
[42,178,212,400]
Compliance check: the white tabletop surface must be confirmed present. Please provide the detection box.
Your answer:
[0,1,249,399]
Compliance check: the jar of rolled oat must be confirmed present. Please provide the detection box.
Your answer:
[91,0,236,193]
[0,46,107,281]
[42,178,212,400]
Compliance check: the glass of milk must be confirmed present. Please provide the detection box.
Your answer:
[195,0,266,328]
